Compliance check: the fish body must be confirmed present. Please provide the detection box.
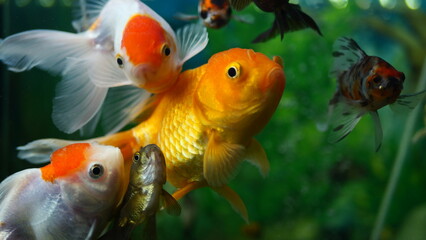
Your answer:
[0,0,208,135]
[198,0,233,28]
[100,144,179,240]
[175,0,253,29]
[0,143,125,239]
[328,37,425,151]
[229,0,322,42]
[99,48,285,220]
[20,48,285,221]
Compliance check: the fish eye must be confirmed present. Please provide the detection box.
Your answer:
[133,151,141,163]
[162,44,171,57]
[89,164,104,179]
[372,76,381,84]
[200,10,208,19]
[116,55,124,68]
[226,63,240,79]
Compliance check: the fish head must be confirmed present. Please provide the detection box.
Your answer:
[118,14,181,93]
[42,143,125,214]
[194,48,285,138]
[366,57,405,105]
[199,0,232,29]
[130,144,167,186]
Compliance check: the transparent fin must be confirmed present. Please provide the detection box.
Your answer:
[161,189,182,216]
[391,90,426,112]
[233,14,254,24]
[228,0,252,11]
[174,13,199,22]
[203,132,245,187]
[101,85,152,135]
[0,30,91,74]
[52,58,108,134]
[370,111,383,152]
[211,185,248,223]
[72,0,107,32]
[244,138,269,177]
[330,37,367,78]
[176,23,209,64]
[327,101,365,144]
[17,139,77,164]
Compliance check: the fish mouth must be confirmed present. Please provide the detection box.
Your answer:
[260,65,284,92]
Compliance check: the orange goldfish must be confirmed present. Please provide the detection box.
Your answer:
[0,143,125,239]
[0,0,208,135]
[229,0,322,43]
[327,37,426,151]
[18,48,285,221]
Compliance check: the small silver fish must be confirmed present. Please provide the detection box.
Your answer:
[100,144,180,240]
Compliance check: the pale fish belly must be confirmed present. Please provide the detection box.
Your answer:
[159,103,206,188]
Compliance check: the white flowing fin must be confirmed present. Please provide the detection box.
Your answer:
[17,139,77,164]
[89,51,131,88]
[101,85,152,135]
[72,0,108,32]
[0,30,91,74]
[0,170,38,205]
[52,56,109,134]
[327,101,366,144]
[330,37,368,78]
[370,111,383,152]
[391,90,426,112]
[79,107,102,137]
[176,23,209,64]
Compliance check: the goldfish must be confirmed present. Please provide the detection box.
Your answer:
[18,48,286,221]
[100,144,180,240]
[0,0,208,135]
[327,37,426,151]
[175,0,253,29]
[228,0,322,43]
[0,143,125,239]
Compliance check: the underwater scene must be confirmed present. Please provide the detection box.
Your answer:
[1,0,426,239]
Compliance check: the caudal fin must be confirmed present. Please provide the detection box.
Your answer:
[252,3,322,43]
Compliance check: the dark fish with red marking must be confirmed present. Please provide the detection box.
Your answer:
[327,37,426,151]
[176,0,253,29]
[229,0,322,43]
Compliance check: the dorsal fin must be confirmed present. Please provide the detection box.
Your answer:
[330,37,368,78]
[41,143,90,182]
[72,0,108,32]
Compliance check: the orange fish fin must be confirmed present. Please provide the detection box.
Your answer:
[203,132,245,187]
[244,138,270,177]
[161,189,181,216]
[211,185,249,223]
[172,181,208,200]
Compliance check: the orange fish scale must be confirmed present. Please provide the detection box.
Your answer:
[159,102,205,186]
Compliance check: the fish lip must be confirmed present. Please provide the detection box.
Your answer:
[263,67,284,92]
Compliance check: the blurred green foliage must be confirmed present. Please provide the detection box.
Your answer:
[1,1,426,240]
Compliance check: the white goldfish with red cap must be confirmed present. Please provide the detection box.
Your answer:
[0,143,125,239]
[0,0,208,135]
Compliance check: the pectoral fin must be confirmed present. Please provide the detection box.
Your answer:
[211,185,248,223]
[203,132,245,187]
[244,138,269,177]
[370,111,383,152]
[176,23,208,64]
[161,189,181,216]
[327,101,365,144]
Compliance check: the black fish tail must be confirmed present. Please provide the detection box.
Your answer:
[252,3,322,43]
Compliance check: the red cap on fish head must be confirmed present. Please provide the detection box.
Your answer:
[41,143,90,182]
[121,14,169,68]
